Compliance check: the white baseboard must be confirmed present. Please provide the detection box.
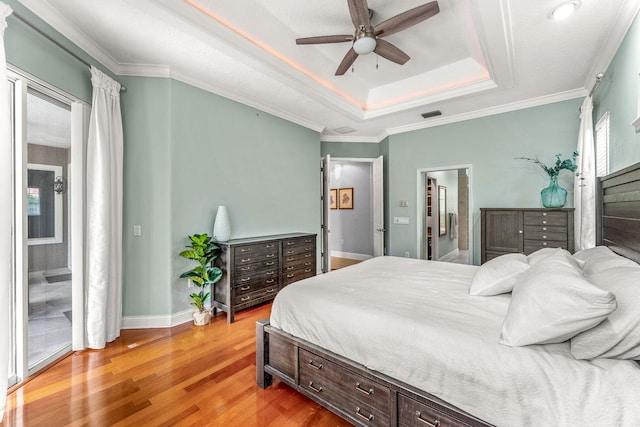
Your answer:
[121,308,193,329]
[439,248,460,262]
[330,251,373,261]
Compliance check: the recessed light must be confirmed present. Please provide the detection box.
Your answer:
[549,1,581,21]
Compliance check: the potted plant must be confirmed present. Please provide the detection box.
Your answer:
[517,151,579,208]
[179,233,223,325]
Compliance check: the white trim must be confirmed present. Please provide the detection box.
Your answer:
[330,251,373,261]
[321,135,382,143]
[634,74,640,133]
[122,308,192,329]
[116,63,171,78]
[26,163,63,246]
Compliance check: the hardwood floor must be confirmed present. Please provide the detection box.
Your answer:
[330,257,362,270]
[2,303,352,427]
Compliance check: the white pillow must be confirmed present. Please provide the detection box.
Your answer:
[571,265,640,360]
[500,251,617,347]
[573,246,637,276]
[469,253,529,296]
[527,247,566,266]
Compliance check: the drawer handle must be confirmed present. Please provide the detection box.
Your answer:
[265,261,275,266]
[266,288,276,293]
[542,227,547,231]
[287,273,294,278]
[308,382,323,393]
[543,242,548,246]
[416,411,440,427]
[304,254,312,258]
[265,244,275,248]
[286,250,295,255]
[267,271,275,276]
[241,277,251,282]
[240,248,252,252]
[542,212,547,216]
[266,254,276,258]
[286,257,295,262]
[241,258,251,263]
[305,239,312,243]
[266,279,275,284]
[241,296,250,302]
[304,268,312,273]
[287,241,295,246]
[542,220,547,224]
[518,230,523,234]
[240,286,250,291]
[240,267,251,271]
[287,266,294,270]
[304,262,312,266]
[308,360,323,370]
[543,235,547,239]
[355,407,374,422]
[355,382,374,395]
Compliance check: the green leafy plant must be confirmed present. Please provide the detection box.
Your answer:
[179,233,223,313]
[516,151,579,178]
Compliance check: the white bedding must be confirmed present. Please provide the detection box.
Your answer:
[270,256,640,427]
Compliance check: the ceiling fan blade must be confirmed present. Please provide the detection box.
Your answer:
[375,1,440,38]
[335,48,359,76]
[374,39,410,65]
[347,0,372,31]
[296,35,354,45]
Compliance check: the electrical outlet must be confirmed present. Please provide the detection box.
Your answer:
[404,251,410,257]
[393,217,410,225]
[133,225,142,236]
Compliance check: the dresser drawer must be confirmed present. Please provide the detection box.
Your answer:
[523,225,567,241]
[282,244,314,258]
[282,268,315,286]
[233,268,279,286]
[282,258,314,273]
[283,252,314,264]
[523,211,568,226]
[282,236,315,248]
[299,349,390,426]
[524,239,569,254]
[398,394,470,427]
[234,277,278,295]
[233,285,277,305]
[234,259,278,276]
[234,242,278,265]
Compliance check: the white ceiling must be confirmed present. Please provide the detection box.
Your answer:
[17,0,640,142]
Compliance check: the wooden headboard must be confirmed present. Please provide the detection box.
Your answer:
[598,161,640,264]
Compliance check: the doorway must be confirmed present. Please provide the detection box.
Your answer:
[321,156,384,272]
[9,69,88,385]
[417,165,472,264]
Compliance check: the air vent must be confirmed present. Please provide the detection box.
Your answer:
[421,110,442,119]
[332,126,357,134]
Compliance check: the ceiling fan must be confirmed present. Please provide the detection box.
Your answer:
[296,0,440,76]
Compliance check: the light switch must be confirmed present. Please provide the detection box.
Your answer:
[393,217,410,225]
[399,200,409,207]
[133,225,142,236]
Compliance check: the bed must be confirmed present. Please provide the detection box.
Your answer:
[256,162,640,427]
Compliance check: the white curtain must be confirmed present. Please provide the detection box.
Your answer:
[0,3,13,420]
[85,66,123,349]
[574,96,596,251]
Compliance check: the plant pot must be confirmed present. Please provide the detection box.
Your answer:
[540,176,567,208]
[193,309,211,326]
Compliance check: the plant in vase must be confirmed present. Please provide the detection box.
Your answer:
[516,151,579,208]
[179,233,223,326]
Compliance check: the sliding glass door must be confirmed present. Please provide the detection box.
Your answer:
[8,70,86,382]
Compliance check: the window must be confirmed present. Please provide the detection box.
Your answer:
[595,112,610,177]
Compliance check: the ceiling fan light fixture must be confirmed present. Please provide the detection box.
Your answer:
[549,1,581,21]
[353,36,377,55]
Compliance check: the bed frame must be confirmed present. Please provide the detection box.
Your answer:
[256,162,640,427]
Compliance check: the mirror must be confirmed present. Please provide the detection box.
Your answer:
[438,185,447,236]
[27,163,63,245]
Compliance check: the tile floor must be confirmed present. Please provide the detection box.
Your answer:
[28,268,72,366]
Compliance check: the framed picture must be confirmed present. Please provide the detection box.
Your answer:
[339,188,354,209]
[330,189,337,210]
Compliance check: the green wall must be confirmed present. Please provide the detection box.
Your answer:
[593,11,640,172]
[321,141,381,158]
[387,99,582,263]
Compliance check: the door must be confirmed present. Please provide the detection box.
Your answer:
[372,156,384,257]
[481,210,523,262]
[321,155,331,273]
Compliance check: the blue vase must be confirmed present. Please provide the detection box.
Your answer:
[540,176,567,208]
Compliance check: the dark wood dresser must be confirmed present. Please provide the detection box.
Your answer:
[213,233,316,323]
[481,208,574,263]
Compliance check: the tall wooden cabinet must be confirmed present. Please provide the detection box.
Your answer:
[213,233,316,323]
[481,208,574,263]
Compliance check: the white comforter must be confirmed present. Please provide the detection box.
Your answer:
[270,256,640,427]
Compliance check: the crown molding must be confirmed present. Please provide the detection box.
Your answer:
[385,88,586,137]
[320,134,382,143]
[117,63,172,78]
